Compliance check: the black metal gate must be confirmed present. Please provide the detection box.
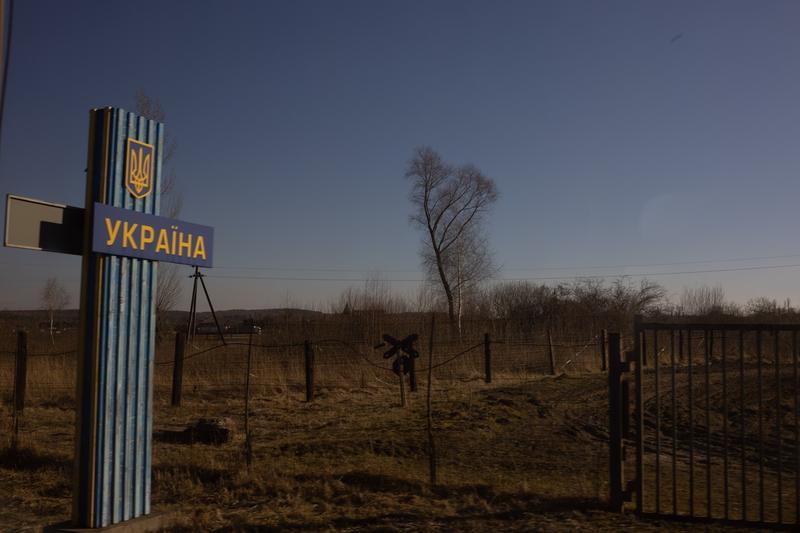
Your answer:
[609,320,800,527]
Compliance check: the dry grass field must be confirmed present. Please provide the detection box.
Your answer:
[1,322,796,531]
[0,369,772,532]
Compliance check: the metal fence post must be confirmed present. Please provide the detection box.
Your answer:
[12,330,28,446]
[171,332,185,407]
[548,329,556,375]
[304,340,315,402]
[608,332,624,512]
[244,331,253,466]
[600,329,607,372]
[484,333,492,383]
[621,380,630,439]
[633,319,644,514]
[408,355,418,392]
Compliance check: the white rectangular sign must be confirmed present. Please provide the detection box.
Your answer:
[3,194,84,254]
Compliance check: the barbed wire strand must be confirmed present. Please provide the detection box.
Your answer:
[313,339,395,371]
[421,342,485,371]
[28,349,78,357]
[154,343,227,366]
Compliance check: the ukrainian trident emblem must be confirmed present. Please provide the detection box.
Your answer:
[125,138,154,199]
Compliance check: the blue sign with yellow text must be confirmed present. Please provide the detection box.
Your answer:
[92,202,213,267]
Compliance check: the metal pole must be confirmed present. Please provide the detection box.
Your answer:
[671,330,678,515]
[705,329,712,518]
[722,331,729,520]
[635,323,644,514]
[601,329,607,372]
[774,331,783,524]
[793,330,799,525]
[608,332,624,512]
[688,328,695,517]
[655,330,661,514]
[398,361,406,407]
[0,0,14,155]
[757,329,764,522]
[427,313,437,485]
[244,330,253,466]
[198,269,226,346]
[186,268,198,344]
[12,329,27,447]
[408,353,418,392]
[740,330,747,521]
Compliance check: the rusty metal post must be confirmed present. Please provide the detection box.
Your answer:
[484,333,492,383]
[171,332,185,407]
[304,340,314,402]
[12,330,28,447]
[608,332,624,512]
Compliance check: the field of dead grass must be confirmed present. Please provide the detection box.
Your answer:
[0,371,769,532]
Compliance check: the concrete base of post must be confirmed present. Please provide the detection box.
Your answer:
[42,512,174,533]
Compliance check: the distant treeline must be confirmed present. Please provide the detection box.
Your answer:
[3,279,797,345]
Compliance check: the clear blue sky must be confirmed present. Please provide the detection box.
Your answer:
[2,0,800,311]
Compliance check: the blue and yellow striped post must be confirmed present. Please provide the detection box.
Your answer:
[73,107,163,527]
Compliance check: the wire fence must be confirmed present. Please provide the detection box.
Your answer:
[0,330,608,405]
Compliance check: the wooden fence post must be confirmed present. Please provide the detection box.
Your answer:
[12,330,28,447]
[547,329,556,375]
[600,329,608,372]
[171,332,185,407]
[484,333,492,383]
[304,340,314,402]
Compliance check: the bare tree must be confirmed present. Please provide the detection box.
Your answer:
[41,277,69,344]
[487,277,665,330]
[134,90,180,216]
[334,272,408,314]
[678,285,725,316]
[745,296,779,317]
[135,90,183,338]
[406,147,498,332]
[612,278,666,316]
[421,224,494,337]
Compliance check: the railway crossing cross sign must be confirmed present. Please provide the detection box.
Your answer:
[4,107,214,529]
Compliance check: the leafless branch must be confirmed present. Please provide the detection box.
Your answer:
[406,147,498,333]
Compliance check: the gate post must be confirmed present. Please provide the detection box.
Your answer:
[608,332,624,512]
[633,317,644,514]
